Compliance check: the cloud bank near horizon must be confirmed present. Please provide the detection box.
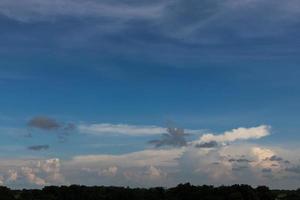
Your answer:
[2,124,298,189]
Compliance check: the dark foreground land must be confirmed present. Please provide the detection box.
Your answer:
[0,183,299,200]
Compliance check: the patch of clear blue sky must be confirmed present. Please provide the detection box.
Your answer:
[1,60,300,158]
[1,1,300,158]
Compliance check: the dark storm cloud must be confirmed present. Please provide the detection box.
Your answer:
[28,116,61,131]
[195,141,218,148]
[149,127,188,147]
[27,116,76,132]
[27,116,77,141]
[27,145,49,151]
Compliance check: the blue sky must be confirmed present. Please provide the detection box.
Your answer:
[1,0,300,189]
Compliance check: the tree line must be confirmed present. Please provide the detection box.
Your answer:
[0,183,299,200]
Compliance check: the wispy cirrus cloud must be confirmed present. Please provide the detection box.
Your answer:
[79,123,166,136]
[1,0,300,43]
[27,145,49,151]
[78,123,202,136]
[1,0,300,67]
[0,0,168,22]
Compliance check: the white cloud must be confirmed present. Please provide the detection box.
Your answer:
[252,147,275,163]
[39,158,65,184]
[68,148,184,168]
[62,148,183,186]
[175,143,300,188]
[197,125,270,144]
[21,166,46,186]
[0,175,4,185]
[7,170,18,182]
[79,123,166,136]
[0,0,168,22]
[99,166,118,177]
[146,165,166,179]
[63,141,298,188]
[79,123,202,136]
[63,124,295,187]
[0,158,66,187]
[1,125,300,188]
[123,166,167,182]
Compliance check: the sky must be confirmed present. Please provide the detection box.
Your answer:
[1,0,300,189]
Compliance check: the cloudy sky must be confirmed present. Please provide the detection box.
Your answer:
[1,0,300,189]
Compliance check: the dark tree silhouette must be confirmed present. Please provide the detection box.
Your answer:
[0,183,298,200]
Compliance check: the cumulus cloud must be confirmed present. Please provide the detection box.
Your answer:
[7,170,18,182]
[0,175,4,185]
[1,125,300,188]
[99,166,118,177]
[251,147,275,164]
[68,148,184,169]
[195,125,270,146]
[149,127,189,147]
[60,124,299,187]
[39,158,65,184]
[0,143,299,188]
[62,148,183,186]
[123,166,167,182]
[145,165,166,180]
[178,143,300,187]
[27,145,50,151]
[21,167,46,186]
[0,158,65,187]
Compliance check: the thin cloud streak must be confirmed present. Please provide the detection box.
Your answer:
[0,0,169,22]
[78,123,203,136]
[27,145,50,151]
